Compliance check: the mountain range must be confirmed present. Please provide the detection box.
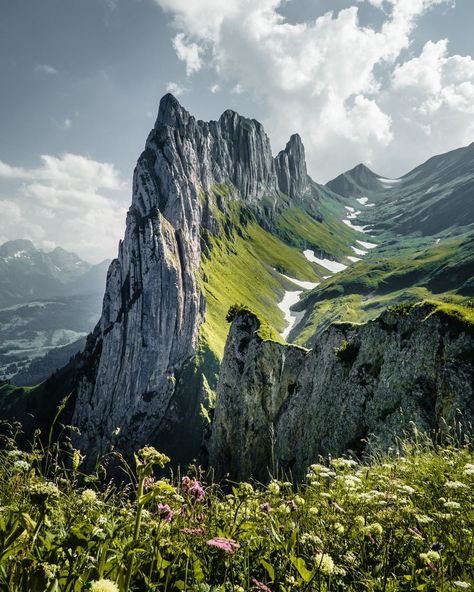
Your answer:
[0,240,109,386]
[1,94,472,480]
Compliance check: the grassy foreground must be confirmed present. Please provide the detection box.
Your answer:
[0,430,473,591]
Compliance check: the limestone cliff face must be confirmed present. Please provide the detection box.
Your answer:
[72,94,309,463]
[209,305,474,481]
[275,134,309,201]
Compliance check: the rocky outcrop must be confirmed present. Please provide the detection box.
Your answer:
[209,304,474,481]
[71,94,309,464]
[275,134,309,200]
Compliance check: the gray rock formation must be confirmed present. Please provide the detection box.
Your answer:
[275,134,309,200]
[72,94,309,464]
[209,304,474,481]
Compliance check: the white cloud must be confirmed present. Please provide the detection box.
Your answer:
[153,0,470,180]
[63,118,73,130]
[173,33,203,76]
[36,64,58,76]
[0,154,128,262]
[165,81,187,96]
[209,83,221,93]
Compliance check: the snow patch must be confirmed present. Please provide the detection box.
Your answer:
[342,219,370,233]
[356,197,369,205]
[356,239,377,249]
[281,273,319,291]
[347,256,361,263]
[351,245,367,256]
[303,250,347,272]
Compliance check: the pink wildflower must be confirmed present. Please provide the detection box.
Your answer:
[189,479,206,502]
[143,476,155,490]
[251,578,272,591]
[157,503,174,523]
[181,527,206,536]
[206,537,240,554]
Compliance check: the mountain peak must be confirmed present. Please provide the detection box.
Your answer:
[274,133,308,199]
[155,93,192,129]
[326,162,383,198]
[0,239,36,258]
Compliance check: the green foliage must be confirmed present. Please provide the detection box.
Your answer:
[387,302,417,317]
[226,304,285,345]
[333,339,359,363]
[0,431,473,591]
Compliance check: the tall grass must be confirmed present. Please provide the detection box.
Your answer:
[0,414,472,591]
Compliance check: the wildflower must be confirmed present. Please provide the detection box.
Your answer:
[158,503,174,523]
[189,480,206,502]
[251,578,272,591]
[137,446,170,469]
[294,495,305,506]
[181,527,206,536]
[453,582,471,589]
[443,500,461,510]
[29,481,60,506]
[143,476,156,490]
[416,514,433,525]
[38,562,58,581]
[90,579,120,592]
[315,552,335,575]
[331,458,357,469]
[365,523,383,537]
[97,515,108,527]
[400,485,416,495]
[206,537,240,554]
[444,480,467,489]
[81,489,97,504]
[260,502,271,513]
[268,481,280,495]
[420,550,440,563]
[431,542,445,551]
[12,460,30,473]
[239,482,254,495]
[334,522,345,535]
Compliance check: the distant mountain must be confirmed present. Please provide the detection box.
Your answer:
[0,240,107,307]
[0,240,109,385]
[326,163,388,199]
[326,142,474,237]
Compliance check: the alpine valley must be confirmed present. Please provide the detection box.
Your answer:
[1,94,473,480]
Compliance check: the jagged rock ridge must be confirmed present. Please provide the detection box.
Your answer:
[72,94,310,464]
[209,305,474,481]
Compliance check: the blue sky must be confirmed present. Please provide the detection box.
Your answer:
[0,0,473,261]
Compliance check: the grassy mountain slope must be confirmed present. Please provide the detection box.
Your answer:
[199,186,360,360]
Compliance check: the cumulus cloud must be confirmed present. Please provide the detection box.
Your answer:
[153,0,472,180]
[165,81,187,96]
[0,154,128,262]
[173,33,203,76]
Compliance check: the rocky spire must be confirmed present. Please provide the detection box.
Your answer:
[71,94,314,465]
[274,133,309,200]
